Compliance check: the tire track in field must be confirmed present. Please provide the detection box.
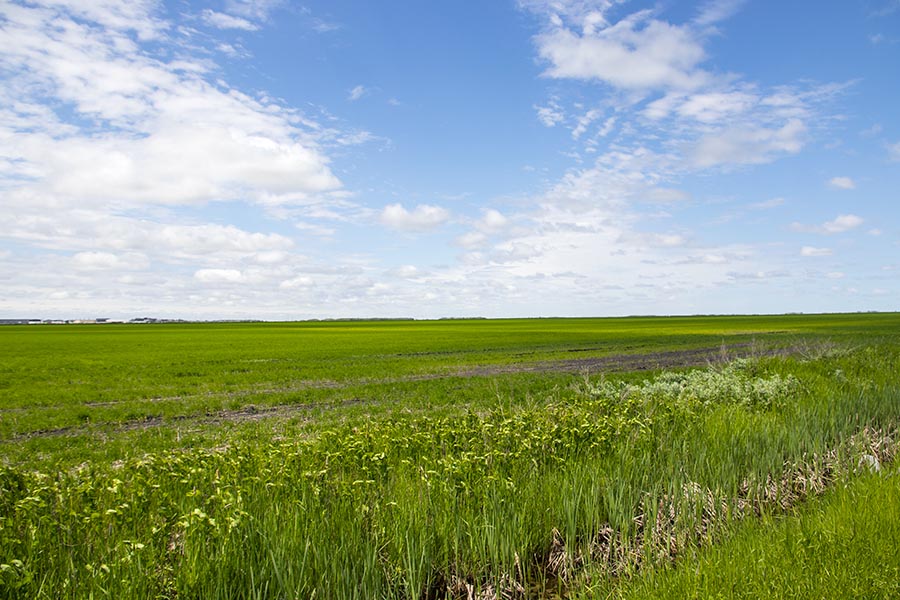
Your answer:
[5,343,798,441]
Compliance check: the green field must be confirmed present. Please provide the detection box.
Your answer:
[1,313,899,598]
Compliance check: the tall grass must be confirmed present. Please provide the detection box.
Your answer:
[1,346,898,598]
[588,465,900,599]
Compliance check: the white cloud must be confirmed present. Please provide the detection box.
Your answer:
[279,275,313,289]
[694,0,746,27]
[348,85,368,101]
[4,206,295,264]
[456,231,488,248]
[310,18,340,33]
[675,90,757,123]
[791,214,864,235]
[390,265,420,279]
[455,211,509,248]
[379,203,450,232]
[572,109,602,139]
[194,269,245,283]
[800,246,832,257]
[224,0,282,22]
[202,9,259,31]
[0,1,343,212]
[536,14,709,91]
[478,209,509,232]
[822,214,864,233]
[72,251,147,270]
[0,0,383,320]
[38,0,167,40]
[828,176,855,190]
[253,250,289,265]
[535,98,564,127]
[691,119,806,167]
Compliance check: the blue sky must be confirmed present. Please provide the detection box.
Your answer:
[1,0,898,319]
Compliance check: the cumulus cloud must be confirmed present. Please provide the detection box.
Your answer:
[478,209,509,232]
[828,176,855,190]
[379,203,450,232]
[0,0,374,318]
[821,214,864,233]
[0,1,343,212]
[454,209,511,249]
[536,15,709,91]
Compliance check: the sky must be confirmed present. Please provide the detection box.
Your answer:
[1,0,899,320]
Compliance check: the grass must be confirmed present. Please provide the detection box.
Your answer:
[0,313,899,598]
[588,465,900,599]
[2,313,899,463]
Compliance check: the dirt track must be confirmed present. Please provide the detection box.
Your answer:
[8,343,794,441]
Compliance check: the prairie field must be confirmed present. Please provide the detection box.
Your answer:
[1,313,900,598]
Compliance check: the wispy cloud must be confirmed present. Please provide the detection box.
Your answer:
[800,246,832,257]
[871,0,900,18]
[749,197,785,210]
[202,9,259,31]
[535,99,565,127]
[691,120,806,167]
[791,214,864,234]
[694,0,747,27]
[348,85,368,102]
[888,141,900,162]
[224,0,283,22]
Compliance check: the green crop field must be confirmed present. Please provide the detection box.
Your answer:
[1,313,899,598]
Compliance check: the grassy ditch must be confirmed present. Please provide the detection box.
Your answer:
[1,343,898,598]
[586,463,900,599]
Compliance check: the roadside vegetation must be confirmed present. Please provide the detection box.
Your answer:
[588,464,900,599]
[0,314,899,598]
